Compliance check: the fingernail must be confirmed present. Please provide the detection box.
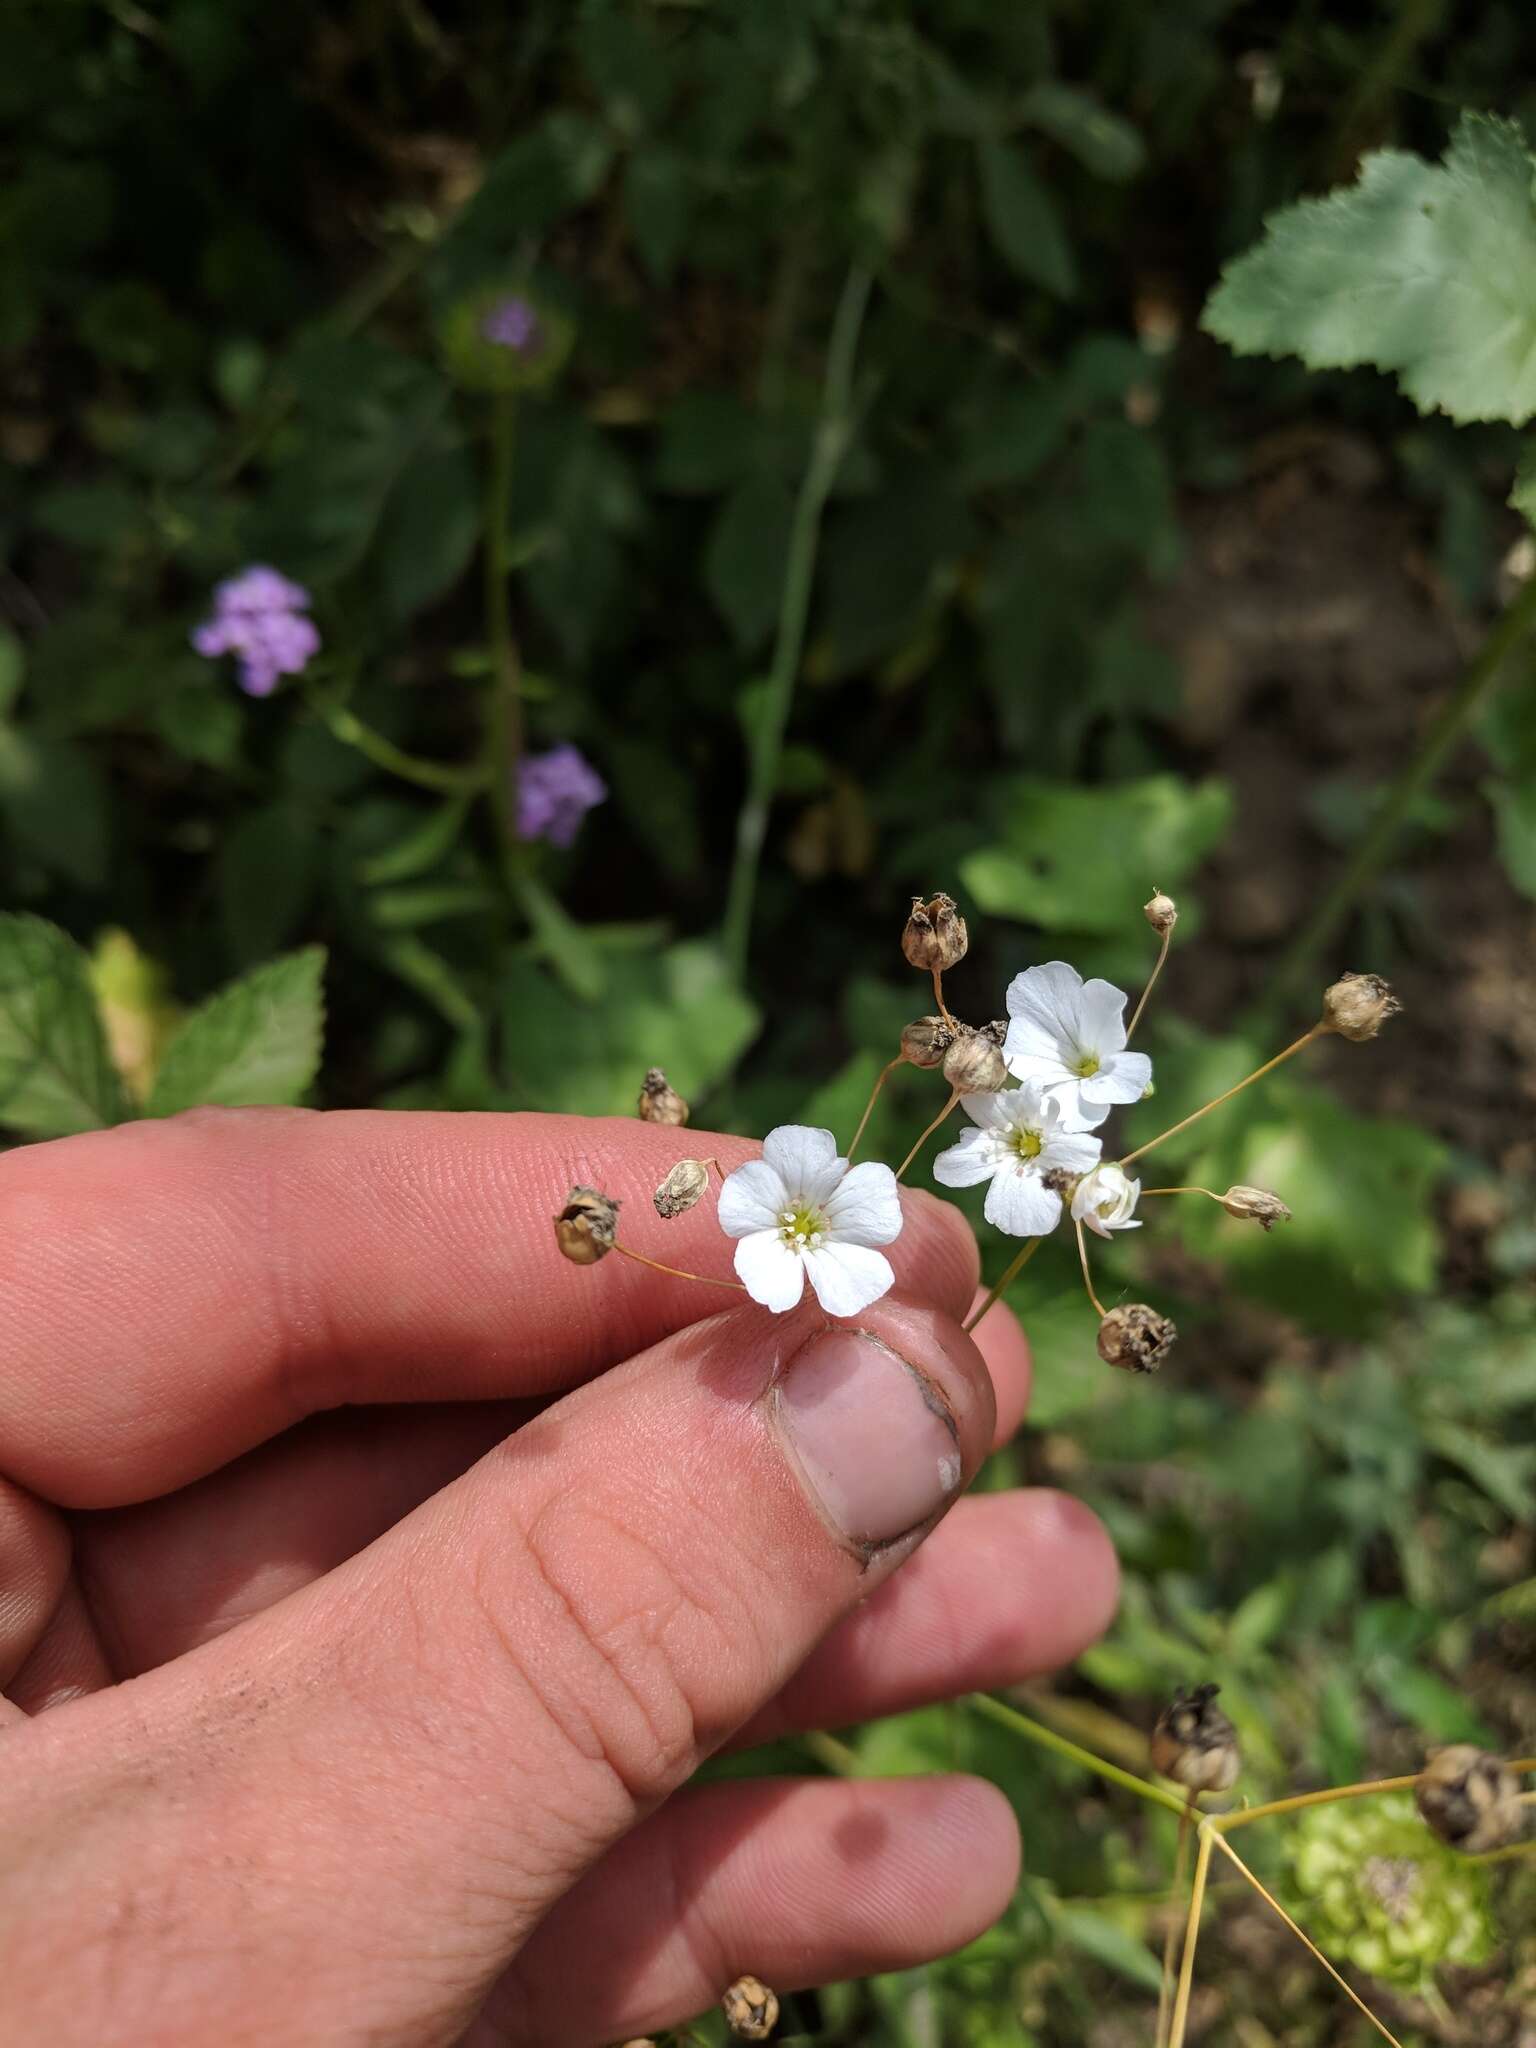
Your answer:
[771,1329,962,1547]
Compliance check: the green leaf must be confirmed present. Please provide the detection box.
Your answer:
[1369,1662,1493,1745]
[705,474,795,651]
[0,913,128,1137]
[1203,113,1536,425]
[145,949,327,1116]
[1510,441,1536,529]
[622,148,693,284]
[0,728,110,886]
[977,137,1076,298]
[219,803,319,967]
[1046,1902,1163,1993]
[959,775,1232,931]
[374,434,480,623]
[1485,770,1536,897]
[1019,83,1146,183]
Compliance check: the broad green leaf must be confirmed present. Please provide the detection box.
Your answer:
[1203,114,1536,425]
[1020,83,1146,183]
[499,940,757,1115]
[1368,1661,1493,1745]
[1484,771,1536,897]
[511,869,607,1003]
[374,434,479,623]
[705,474,795,651]
[959,775,1232,931]
[977,137,1076,298]
[145,948,326,1116]
[0,913,128,1137]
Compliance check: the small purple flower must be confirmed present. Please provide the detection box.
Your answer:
[480,294,543,355]
[191,563,319,697]
[516,744,607,849]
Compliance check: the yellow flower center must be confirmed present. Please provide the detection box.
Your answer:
[1073,1052,1101,1078]
[1010,1128,1043,1160]
[779,1204,827,1251]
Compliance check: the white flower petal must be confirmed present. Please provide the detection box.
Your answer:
[1071,1164,1142,1237]
[1041,1129,1103,1176]
[961,1090,1020,1132]
[1078,976,1131,1054]
[1080,1049,1152,1107]
[1005,961,1087,1045]
[762,1124,845,1204]
[932,1127,1003,1188]
[822,1160,904,1246]
[983,1164,1063,1238]
[717,1158,790,1238]
[733,1229,807,1311]
[803,1242,895,1317]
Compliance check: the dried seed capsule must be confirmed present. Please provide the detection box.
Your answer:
[1096,1303,1177,1374]
[901,892,968,973]
[1150,1682,1240,1795]
[1221,1184,1292,1230]
[654,1158,710,1220]
[1144,889,1178,934]
[942,1028,1008,1095]
[978,1017,1008,1046]
[553,1186,620,1265]
[722,1975,780,2040]
[1320,972,1401,1042]
[1416,1746,1524,1855]
[900,1015,956,1069]
[637,1066,690,1126]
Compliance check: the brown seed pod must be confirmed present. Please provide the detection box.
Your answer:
[1096,1303,1177,1374]
[553,1186,620,1265]
[977,1017,1008,1046]
[637,1066,690,1126]
[901,892,968,973]
[721,1974,780,2040]
[900,1015,956,1069]
[1221,1184,1292,1230]
[1144,889,1178,934]
[1320,972,1401,1042]
[654,1159,710,1220]
[1416,1745,1524,1855]
[1150,1682,1240,1795]
[942,1028,1008,1095]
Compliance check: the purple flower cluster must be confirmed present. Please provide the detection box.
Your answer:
[192,565,320,698]
[480,294,543,354]
[516,744,607,849]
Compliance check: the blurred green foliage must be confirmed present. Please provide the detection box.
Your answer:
[4,1,1536,2038]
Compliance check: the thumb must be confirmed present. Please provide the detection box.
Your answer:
[0,1284,996,2045]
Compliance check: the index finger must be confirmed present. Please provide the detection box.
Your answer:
[0,1107,980,1507]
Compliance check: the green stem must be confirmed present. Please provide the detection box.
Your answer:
[967,1694,1189,1818]
[1268,571,1536,999]
[484,392,523,869]
[315,700,489,794]
[963,1235,1043,1336]
[721,263,874,982]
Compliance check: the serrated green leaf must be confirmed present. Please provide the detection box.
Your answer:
[1203,113,1536,425]
[977,136,1076,298]
[145,948,326,1116]
[0,913,128,1137]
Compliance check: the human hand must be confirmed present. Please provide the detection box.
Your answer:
[0,1109,1117,2046]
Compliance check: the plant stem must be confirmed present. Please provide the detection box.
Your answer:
[1116,1025,1324,1173]
[484,391,523,867]
[1074,1217,1107,1318]
[931,966,955,1023]
[1155,1802,1195,2048]
[847,1056,904,1163]
[721,263,874,982]
[1211,1836,1403,2048]
[966,1694,1189,1818]
[612,1243,746,1293]
[1167,1826,1214,2048]
[1143,1187,1222,1202]
[963,1236,1043,1336]
[314,701,490,794]
[896,1088,958,1181]
[1210,1774,1423,1834]
[1268,569,1536,999]
[1127,923,1173,1042]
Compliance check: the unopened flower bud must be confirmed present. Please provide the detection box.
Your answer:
[1321,972,1401,1043]
[900,1015,955,1069]
[637,1066,690,1126]
[553,1186,620,1264]
[902,892,968,973]
[654,1158,710,1220]
[722,1975,780,2041]
[1416,1746,1524,1855]
[1150,1683,1240,1795]
[1221,1184,1292,1230]
[1096,1302,1177,1374]
[1144,889,1178,934]
[942,1028,1008,1095]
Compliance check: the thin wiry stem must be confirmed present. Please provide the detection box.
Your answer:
[966,1694,1189,1818]
[1117,1025,1324,1173]
[1155,1801,1195,2048]
[611,1243,745,1293]
[1143,1186,1223,1202]
[847,1056,903,1163]
[931,966,956,1023]
[896,1088,959,1181]
[962,1236,1043,1336]
[1127,922,1173,1042]
[1210,1835,1404,2048]
[1210,1775,1424,1833]
[1075,1216,1107,1319]
[1167,1826,1215,2048]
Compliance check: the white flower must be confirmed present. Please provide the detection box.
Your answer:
[1071,1162,1142,1239]
[1003,960,1152,1125]
[931,1082,1102,1238]
[717,1125,903,1317]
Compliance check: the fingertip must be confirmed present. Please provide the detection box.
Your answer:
[1034,1488,1121,1646]
[914,1773,1023,1932]
[892,1186,981,1321]
[965,1292,1032,1447]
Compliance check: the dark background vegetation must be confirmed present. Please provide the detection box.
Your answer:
[4,2,1536,2040]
